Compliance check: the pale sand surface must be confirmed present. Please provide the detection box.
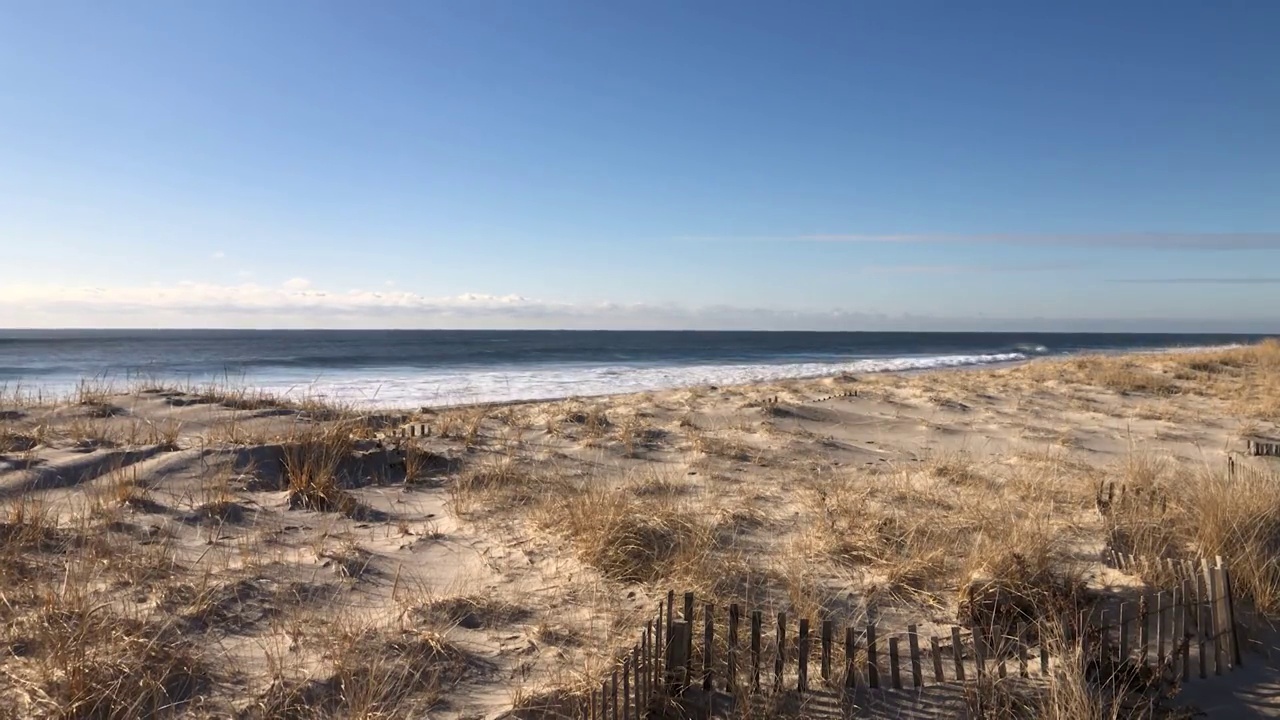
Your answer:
[2,345,1279,718]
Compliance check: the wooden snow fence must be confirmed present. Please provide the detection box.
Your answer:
[571,562,1245,720]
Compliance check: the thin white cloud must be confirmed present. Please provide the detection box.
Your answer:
[862,262,1075,275]
[683,232,1280,250]
[0,281,1275,332]
[1109,277,1280,284]
[211,251,226,260]
[282,277,312,291]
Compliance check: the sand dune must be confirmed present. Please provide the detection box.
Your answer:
[2,344,1279,718]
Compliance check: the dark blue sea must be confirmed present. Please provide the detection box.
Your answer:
[0,330,1265,408]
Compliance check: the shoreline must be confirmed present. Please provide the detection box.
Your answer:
[0,342,1251,413]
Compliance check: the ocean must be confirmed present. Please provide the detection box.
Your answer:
[0,330,1264,408]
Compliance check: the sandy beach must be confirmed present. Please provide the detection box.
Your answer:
[2,343,1279,719]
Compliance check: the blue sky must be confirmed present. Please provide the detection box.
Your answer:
[1,0,1278,330]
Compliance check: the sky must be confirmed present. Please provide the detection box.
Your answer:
[1,0,1278,331]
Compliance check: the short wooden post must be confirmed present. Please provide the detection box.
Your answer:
[1181,578,1192,682]
[601,679,609,720]
[907,625,923,687]
[641,624,651,705]
[1017,623,1029,678]
[844,626,857,689]
[703,603,714,691]
[683,592,696,687]
[634,648,642,716]
[798,619,810,692]
[1155,592,1167,666]
[974,628,986,680]
[623,657,631,720]
[727,604,740,693]
[867,625,880,688]
[611,669,619,720]
[589,683,598,720]
[821,620,833,685]
[1119,602,1131,661]
[751,611,762,692]
[1204,560,1222,676]
[656,602,665,691]
[1138,595,1150,665]
[889,637,902,689]
[665,591,674,673]
[1196,573,1208,680]
[667,620,690,695]
[1222,564,1243,667]
[951,626,966,681]
[930,636,945,683]
[1040,641,1049,675]
[775,613,786,692]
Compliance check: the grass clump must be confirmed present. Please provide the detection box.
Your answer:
[244,627,466,719]
[1,605,211,719]
[544,487,714,584]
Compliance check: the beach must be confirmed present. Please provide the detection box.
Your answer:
[2,343,1279,718]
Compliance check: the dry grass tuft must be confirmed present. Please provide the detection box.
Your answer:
[544,487,715,584]
[1,603,212,719]
[245,627,467,719]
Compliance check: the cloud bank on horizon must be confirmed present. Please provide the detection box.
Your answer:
[1,279,1275,333]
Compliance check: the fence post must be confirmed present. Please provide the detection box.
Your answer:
[821,620,833,686]
[775,613,787,692]
[908,625,923,688]
[951,626,966,681]
[797,619,810,692]
[1204,560,1222,676]
[683,592,695,689]
[1155,592,1167,666]
[844,626,857,690]
[889,637,902,689]
[667,620,690,696]
[931,636,944,683]
[703,603,714,691]
[751,611,762,692]
[623,656,631,720]
[728,604,740,693]
[1221,562,1243,667]
[867,625,880,688]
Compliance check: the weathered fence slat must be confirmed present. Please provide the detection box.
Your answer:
[1196,572,1208,680]
[667,620,690,695]
[951,626,966,681]
[727,604,740,693]
[775,613,786,692]
[844,626,857,689]
[1155,592,1167,666]
[633,648,642,716]
[1138,594,1150,665]
[703,603,714,691]
[1017,623,1029,678]
[1221,563,1243,667]
[611,669,619,720]
[1203,560,1221,677]
[751,611,762,692]
[622,657,631,720]
[867,625,880,689]
[821,620,833,685]
[889,637,902,690]
[798,619,810,692]
[930,636,944,683]
[683,592,695,688]
[1119,602,1131,660]
[973,628,986,679]
[907,625,923,688]
[1180,578,1192,682]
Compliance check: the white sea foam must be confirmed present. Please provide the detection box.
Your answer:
[244,351,1031,408]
